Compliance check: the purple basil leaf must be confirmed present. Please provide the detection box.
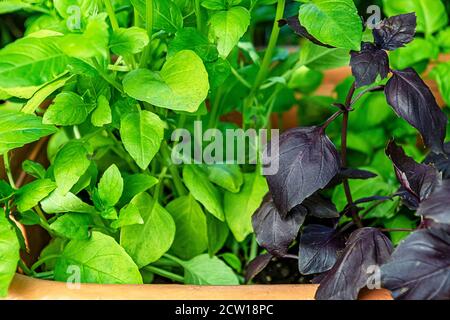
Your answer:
[424,142,450,179]
[245,253,273,283]
[302,194,339,219]
[298,224,345,275]
[386,140,439,206]
[385,68,448,153]
[416,180,450,225]
[381,229,450,300]
[315,228,393,300]
[373,13,416,51]
[279,16,334,49]
[264,127,340,217]
[252,199,306,257]
[350,42,389,88]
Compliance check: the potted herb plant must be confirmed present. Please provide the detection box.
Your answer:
[0,0,448,300]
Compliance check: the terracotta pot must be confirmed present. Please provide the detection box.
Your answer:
[7,274,391,300]
[3,68,396,300]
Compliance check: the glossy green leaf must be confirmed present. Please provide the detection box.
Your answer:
[50,213,92,240]
[123,50,209,113]
[299,0,362,51]
[183,165,224,221]
[0,212,20,297]
[120,193,175,268]
[43,92,91,126]
[118,174,159,207]
[0,111,57,155]
[111,203,144,229]
[15,179,57,213]
[53,141,91,195]
[110,27,149,56]
[208,6,250,58]
[98,164,123,208]
[181,254,240,285]
[206,164,243,193]
[168,27,218,62]
[91,95,112,127]
[54,231,143,284]
[0,36,68,98]
[41,190,97,214]
[166,195,208,260]
[224,172,268,242]
[120,110,165,170]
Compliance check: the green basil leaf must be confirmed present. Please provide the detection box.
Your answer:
[168,27,219,62]
[91,95,112,127]
[15,179,57,213]
[131,0,183,33]
[0,36,68,98]
[0,212,20,297]
[120,110,165,170]
[208,6,250,58]
[298,41,350,71]
[50,213,93,240]
[206,164,243,193]
[181,254,239,285]
[206,212,229,256]
[224,172,268,242]
[383,0,448,35]
[183,165,224,221]
[166,195,208,260]
[41,190,97,214]
[53,141,91,195]
[111,203,143,229]
[0,111,57,155]
[299,0,362,51]
[123,50,209,113]
[118,174,159,207]
[21,160,47,180]
[54,231,143,284]
[120,193,175,268]
[98,164,123,208]
[110,27,149,56]
[43,92,91,126]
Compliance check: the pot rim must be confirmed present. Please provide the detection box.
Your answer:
[7,274,392,300]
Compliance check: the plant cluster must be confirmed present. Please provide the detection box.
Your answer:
[249,2,450,300]
[0,0,449,301]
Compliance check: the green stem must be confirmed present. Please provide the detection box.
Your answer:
[163,253,185,266]
[249,235,258,261]
[31,254,60,272]
[144,265,184,283]
[103,0,120,31]
[250,0,286,96]
[18,260,33,276]
[208,87,223,129]
[139,0,154,68]
[160,142,187,196]
[3,152,16,190]
[194,0,204,34]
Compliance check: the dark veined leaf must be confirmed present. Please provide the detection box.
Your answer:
[381,229,450,300]
[278,16,334,48]
[245,253,273,283]
[264,127,340,217]
[316,228,393,300]
[252,199,306,257]
[301,194,339,219]
[298,225,345,275]
[424,142,450,179]
[385,68,448,153]
[416,180,450,225]
[386,141,439,207]
[350,42,389,88]
[373,13,417,51]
